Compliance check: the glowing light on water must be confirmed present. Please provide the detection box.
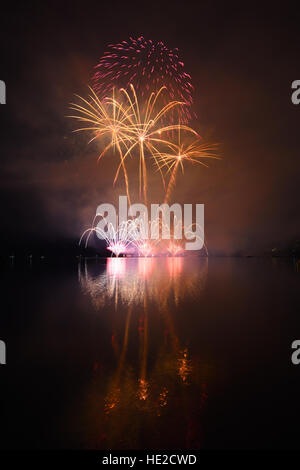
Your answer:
[178,348,192,384]
[79,257,207,308]
[138,257,155,278]
[107,257,126,277]
[137,378,149,401]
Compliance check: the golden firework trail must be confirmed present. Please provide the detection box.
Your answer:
[154,126,219,203]
[69,85,198,204]
[114,84,198,204]
[69,87,134,203]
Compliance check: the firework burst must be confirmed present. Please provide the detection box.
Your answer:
[92,36,195,123]
[69,85,198,204]
[71,39,220,257]
[114,84,198,203]
[69,87,134,203]
[79,215,135,257]
[154,127,219,203]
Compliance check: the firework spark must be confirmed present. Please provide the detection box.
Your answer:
[92,36,195,123]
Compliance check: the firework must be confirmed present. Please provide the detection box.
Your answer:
[155,128,219,203]
[128,214,158,256]
[92,36,195,123]
[69,87,134,203]
[167,242,184,256]
[79,215,135,256]
[69,85,198,204]
[108,84,198,203]
[79,212,159,257]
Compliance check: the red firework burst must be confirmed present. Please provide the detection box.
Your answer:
[92,36,195,123]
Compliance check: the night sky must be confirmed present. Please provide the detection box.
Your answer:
[1,1,299,255]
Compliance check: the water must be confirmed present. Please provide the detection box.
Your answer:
[0,257,299,449]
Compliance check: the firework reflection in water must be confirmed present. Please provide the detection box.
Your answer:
[78,257,207,308]
[77,257,211,449]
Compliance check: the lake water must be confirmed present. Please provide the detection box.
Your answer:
[0,257,299,449]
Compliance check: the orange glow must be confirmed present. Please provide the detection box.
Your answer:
[178,348,192,383]
[138,378,149,401]
[167,256,183,276]
[138,257,155,278]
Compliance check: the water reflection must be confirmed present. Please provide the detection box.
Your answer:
[79,257,207,308]
[77,257,210,449]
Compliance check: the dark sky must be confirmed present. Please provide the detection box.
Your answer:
[0,1,300,254]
